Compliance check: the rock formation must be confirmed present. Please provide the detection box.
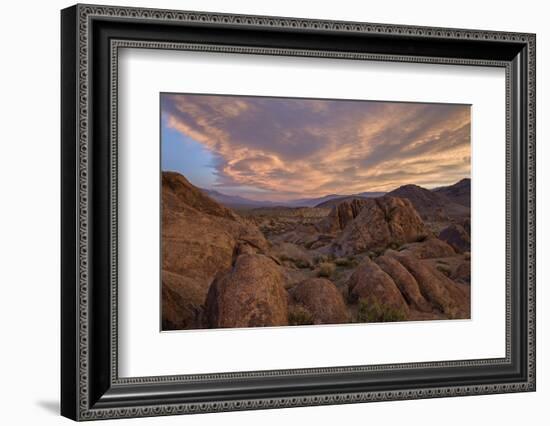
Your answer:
[161,172,471,329]
[162,172,274,329]
[290,278,349,324]
[161,270,207,330]
[398,237,456,259]
[332,196,428,256]
[346,257,409,314]
[162,171,269,290]
[374,255,431,312]
[317,198,370,234]
[205,254,289,328]
[387,251,469,318]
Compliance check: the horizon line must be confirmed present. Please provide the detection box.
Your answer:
[162,169,470,204]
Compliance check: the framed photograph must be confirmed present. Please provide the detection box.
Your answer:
[61,4,536,421]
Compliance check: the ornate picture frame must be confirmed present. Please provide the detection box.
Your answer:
[61,4,535,421]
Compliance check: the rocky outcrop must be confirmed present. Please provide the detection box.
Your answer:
[332,196,428,256]
[398,237,456,259]
[374,255,431,312]
[387,251,469,318]
[347,257,409,315]
[318,198,370,234]
[438,224,470,253]
[162,172,269,290]
[162,270,207,330]
[290,278,349,324]
[205,254,289,328]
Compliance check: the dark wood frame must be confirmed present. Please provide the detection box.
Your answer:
[61,4,536,421]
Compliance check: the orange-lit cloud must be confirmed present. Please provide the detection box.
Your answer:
[161,94,470,201]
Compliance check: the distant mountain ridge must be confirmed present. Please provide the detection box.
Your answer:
[200,188,277,208]
[202,188,387,209]
[433,178,471,207]
[199,178,470,214]
[388,182,469,221]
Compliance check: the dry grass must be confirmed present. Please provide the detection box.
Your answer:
[355,298,407,323]
[317,262,336,278]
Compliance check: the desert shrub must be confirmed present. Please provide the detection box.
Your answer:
[334,257,357,268]
[304,240,315,249]
[313,254,328,264]
[317,262,336,278]
[436,259,449,265]
[415,234,428,243]
[387,241,400,251]
[294,259,312,269]
[367,249,384,259]
[277,250,311,269]
[288,305,314,325]
[356,298,407,323]
[436,264,452,277]
[278,253,293,263]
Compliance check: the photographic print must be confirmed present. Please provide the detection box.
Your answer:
[161,93,472,331]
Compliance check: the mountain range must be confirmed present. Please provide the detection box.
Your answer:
[201,178,470,214]
[201,188,387,209]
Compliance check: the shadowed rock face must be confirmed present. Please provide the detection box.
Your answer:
[162,270,208,330]
[290,278,349,325]
[205,254,289,328]
[347,257,409,314]
[438,224,471,253]
[332,196,428,256]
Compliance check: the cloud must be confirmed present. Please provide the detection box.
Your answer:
[161,94,470,200]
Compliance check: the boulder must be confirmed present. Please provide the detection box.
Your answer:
[162,270,207,330]
[205,254,289,328]
[374,255,431,312]
[347,257,409,315]
[438,224,470,253]
[290,278,349,324]
[332,196,428,256]
[398,237,456,259]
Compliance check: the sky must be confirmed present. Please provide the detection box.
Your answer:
[161,93,470,202]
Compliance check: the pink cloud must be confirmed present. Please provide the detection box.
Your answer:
[162,94,470,199]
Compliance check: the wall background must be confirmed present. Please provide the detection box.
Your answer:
[0,0,546,424]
